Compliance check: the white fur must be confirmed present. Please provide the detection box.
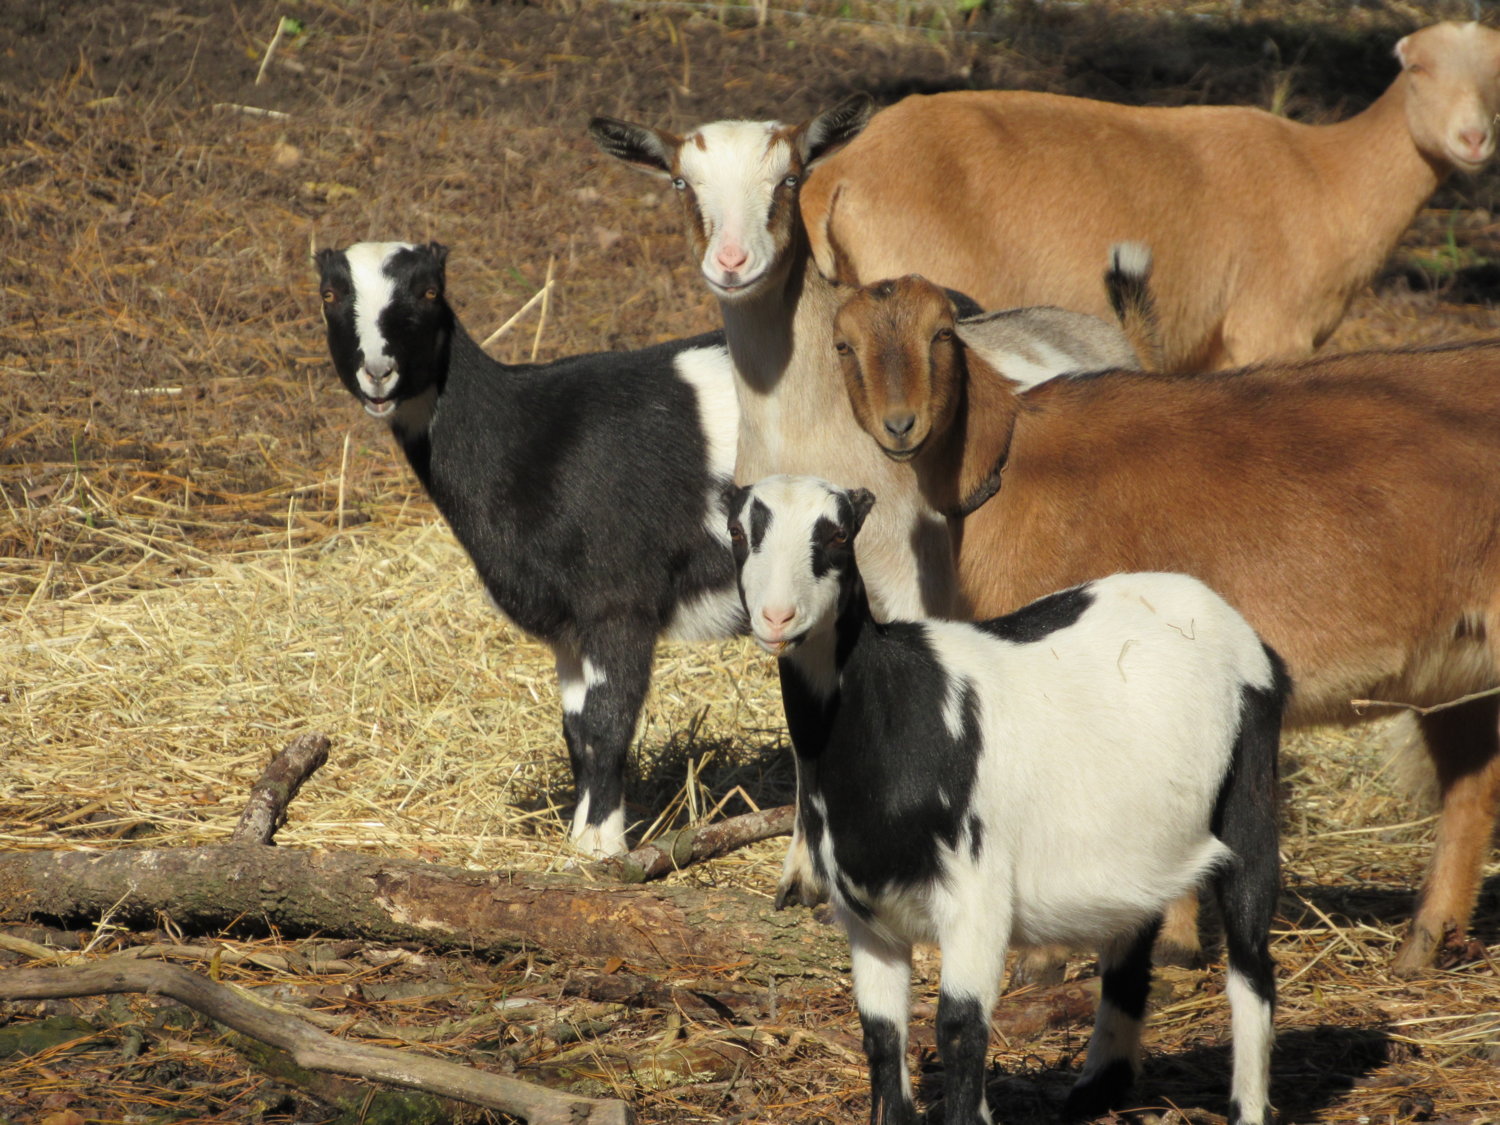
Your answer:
[676,121,794,297]
[573,804,627,858]
[1227,966,1275,1122]
[345,241,411,398]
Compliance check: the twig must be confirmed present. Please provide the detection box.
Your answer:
[254,17,290,86]
[230,733,331,846]
[529,255,556,361]
[0,959,634,1125]
[480,274,556,350]
[212,102,291,119]
[1350,684,1500,717]
[588,805,794,883]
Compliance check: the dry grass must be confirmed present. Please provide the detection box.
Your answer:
[3,0,1500,1121]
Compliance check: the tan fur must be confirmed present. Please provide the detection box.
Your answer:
[803,22,1500,373]
[837,274,1500,969]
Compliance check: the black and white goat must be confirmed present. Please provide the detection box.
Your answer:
[729,475,1288,1125]
[317,241,744,857]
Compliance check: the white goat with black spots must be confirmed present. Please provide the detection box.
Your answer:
[318,241,744,858]
[730,475,1288,1125]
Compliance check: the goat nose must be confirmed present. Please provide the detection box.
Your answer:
[1459,127,1490,156]
[884,413,917,440]
[716,243,749,271]
[761,606,795,632]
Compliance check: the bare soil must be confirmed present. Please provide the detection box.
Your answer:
[2,2,1499,1123]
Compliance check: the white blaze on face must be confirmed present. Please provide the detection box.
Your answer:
[737,475,847,654]
[676,121,793,295]
[344,241,414,399]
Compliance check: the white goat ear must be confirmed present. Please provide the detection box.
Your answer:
[589,117,679,177]
[1395,35,1412,68]
[798,94,874,168]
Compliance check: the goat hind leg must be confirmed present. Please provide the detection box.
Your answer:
[1395,694,1500,974]
[1064,919,1160,1121]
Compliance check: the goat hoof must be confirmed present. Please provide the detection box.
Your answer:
[1062,1059,1135,1122]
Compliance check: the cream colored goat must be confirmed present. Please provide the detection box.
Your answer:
[589,103,1147,910]
[803,21,1500,373]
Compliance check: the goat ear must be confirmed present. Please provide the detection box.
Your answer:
[727,483,754,525]
[313,247,340,276]
[846,487,877,536]
[589,116,679,177]
[427,242,449,272]
[798,94,874,168]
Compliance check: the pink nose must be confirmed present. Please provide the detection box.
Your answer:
[1458,128,1490,158]
[760,606,795,635]
[716,243,749,272]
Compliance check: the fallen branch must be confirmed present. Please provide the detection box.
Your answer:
[587,805,794,883]
[0,959,631,1125]
[0,845,844,981]
[230,732,330,845]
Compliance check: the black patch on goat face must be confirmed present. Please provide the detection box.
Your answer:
[748,497,771,553]
[976,583,1094,644]
[317,249,360,397]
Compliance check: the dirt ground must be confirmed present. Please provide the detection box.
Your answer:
[3,1,1500,1123]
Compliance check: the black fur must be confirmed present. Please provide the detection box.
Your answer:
[1211,645,1290,1010]
[975,583,1094,644]
[861,1014,919,1125]
[319,242,745,846]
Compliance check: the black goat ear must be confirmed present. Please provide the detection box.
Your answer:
[314,247,340,275]
[799,94,874,168]
[847,488,876,536]
[727,483,754,524]
[589,116,678,177]
[427,242,449,271]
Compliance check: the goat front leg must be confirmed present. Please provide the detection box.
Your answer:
[553,629,654,857]
[847,915,918,1125]
[1395,695,1500,974]
[935,918,1008,1125]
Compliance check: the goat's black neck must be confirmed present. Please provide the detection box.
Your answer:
[388,314,504,490]
[777,567,876,761]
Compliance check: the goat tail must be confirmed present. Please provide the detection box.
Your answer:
[1105,241,1164,372]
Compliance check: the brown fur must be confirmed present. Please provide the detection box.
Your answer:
[804,22,1500,373]
[837,274,1500,970]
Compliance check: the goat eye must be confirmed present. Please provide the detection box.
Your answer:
[321,289,337,304]
[833,341,851,356]
[933,327,953,343]
[728,523,744,542]
[829,529,848,547]
[783,173,799,189]
[423,286,439,300]
[672,177,687,191]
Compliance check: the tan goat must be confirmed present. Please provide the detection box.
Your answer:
[832,274,1500,974]
[804,21,1500,373]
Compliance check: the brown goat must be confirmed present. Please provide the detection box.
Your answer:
[806,21,1500,373]
[833,274,1500,973]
